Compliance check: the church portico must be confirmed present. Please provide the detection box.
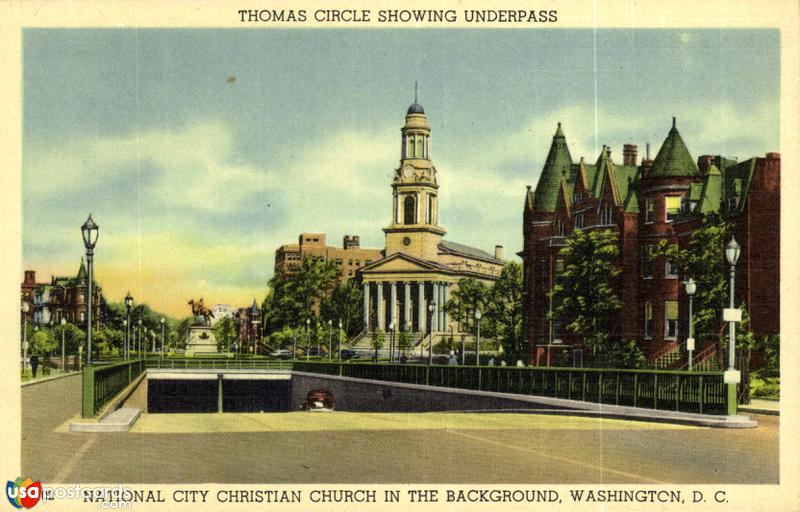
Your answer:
[361,275,453,334]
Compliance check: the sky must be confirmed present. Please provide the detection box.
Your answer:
[22,29,780,318]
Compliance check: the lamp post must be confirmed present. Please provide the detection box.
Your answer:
[122,319,127,360]
[292,327,297,360]
[724,237,742,415]
[327,320,332,361]
[474,310,483,366]
[338,319,343,362]
[684,278,697,371]
[124,292,133,360]
[80,214,99,365]
[388,322,395,363]
[305,318,311,360]
[160,318,165,357]
[137,318,142,357]
[428,303,436,365]
[21,302,29,372]
[60,317,67,371]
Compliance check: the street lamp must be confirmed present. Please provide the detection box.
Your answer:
[684,278,697,371]
[474,310,483,366]
[21,302,30,372]
[60,317,67,371]
[81,214,99,365]
[428,303,436,365]
[338,319,343,362]
[160,318,165,357]
[327,319,333,361]
[724,237,742,415]
[137,318,143,357]
[388,322,395,363]
[305,318,311,360]
[124,292,133,360]
[122,319,127,360]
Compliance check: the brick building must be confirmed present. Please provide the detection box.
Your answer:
[274,233,383,282]
[22,259,106,329]
[521,119,779,367]
[234,299,262,353]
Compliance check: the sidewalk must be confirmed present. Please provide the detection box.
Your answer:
[739,398,779,416]
[21,370,80,387]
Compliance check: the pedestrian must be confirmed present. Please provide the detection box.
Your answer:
[516,359,524,367]
[487,356,495,366]
[30,354,39,378]
[448,351,457,366]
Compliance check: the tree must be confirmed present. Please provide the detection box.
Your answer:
[30,329,56,357]
[550,229,623,353]
[397,330,412,359]
[653,212,731,346]
[213,316,237,352]
[370,329,385,361]
[484,262,524,360]
[444,278,491,335]
[265,257,340,332]
[320,280,363,336]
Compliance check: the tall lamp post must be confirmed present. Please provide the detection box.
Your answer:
[137,318,143,357]
[338,319,343,362]
[305,318,311,360]
[474,310,483,366]
[80,214,99,365]
[388,322,395,363]
[122,320,127,360]
[724,237,742,416]
[21,302,30,372]
[428,303,436,365]
[124,292,133,360]
[160,318,165,357]
[60,317,67,371]
[327,320,333,361]
[685,278,696,371]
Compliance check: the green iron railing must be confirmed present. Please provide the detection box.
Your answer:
[81,359,145,418]
[293,362,731,415]
[144,359,294,370]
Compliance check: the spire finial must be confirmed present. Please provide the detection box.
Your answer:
[672,116,676,129]
[414,81,418,103]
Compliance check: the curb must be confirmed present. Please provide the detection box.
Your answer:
[739,407,779,416]
[21,371,80,387]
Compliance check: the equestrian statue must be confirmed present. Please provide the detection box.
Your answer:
[188,298,215,326]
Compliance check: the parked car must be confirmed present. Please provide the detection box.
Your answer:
[301,389,335,411]
[306,347,323,357]
[270,349,293,359]
[340,349,362,360]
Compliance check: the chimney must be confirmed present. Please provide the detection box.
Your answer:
[343,235,361,249]
[494,245,505,261]
[24,270,36,285]
[623,144,638,166]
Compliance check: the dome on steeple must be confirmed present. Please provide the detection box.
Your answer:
[407,102,425,115]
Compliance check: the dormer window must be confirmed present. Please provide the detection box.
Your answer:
[573,192,582,204]
[599,204,613,225]
[728,195,739,211]
[574,212,585,230]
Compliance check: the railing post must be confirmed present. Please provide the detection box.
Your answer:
[698,375,704,414]
[654,374,658,409]
[217,374,223,413]
[82,365,95,418]
[598,373,603,403]
[633,373,638,408]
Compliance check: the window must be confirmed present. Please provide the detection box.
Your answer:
[403,195,416,224]
[645,199,654,223]
[409,138,415,158]
[572,191,582,204]
[538,258,548,289]
[666,196,681,222]
[554,219,565,236]
[728,195,739,211]
[599,204,613,225]
[644,302,653,338]
[665,247,678,278]
[641,244,654,278]
[665,301,678,339]
[426,194,432,224]
[80,311,85,322]
[416,136,423,158]
[574,212,585,230]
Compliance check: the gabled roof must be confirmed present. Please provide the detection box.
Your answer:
[532,123,573,212]
[697,164,723,214]
[439,240,500,263]
[651,118,699,177]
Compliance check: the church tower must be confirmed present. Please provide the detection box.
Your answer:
[383,95,447,260]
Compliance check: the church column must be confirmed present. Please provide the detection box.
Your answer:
[431,282,440,333]
[390,282,398,329]
[404,282,411,330]
[377,282,385,331]
[443,283,450,330]
[363,282,370,331]
[418,282,426,333]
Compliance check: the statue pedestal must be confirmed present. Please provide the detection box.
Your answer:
[185,326,218,355]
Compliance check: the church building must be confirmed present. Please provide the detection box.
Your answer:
[357,99,504,349]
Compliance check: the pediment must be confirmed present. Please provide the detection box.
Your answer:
[360,252,448,274]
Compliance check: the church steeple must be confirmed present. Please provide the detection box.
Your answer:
[384,94,446,260]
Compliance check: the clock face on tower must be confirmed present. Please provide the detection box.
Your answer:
[402,237,411,246]
[402,165,413,178]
